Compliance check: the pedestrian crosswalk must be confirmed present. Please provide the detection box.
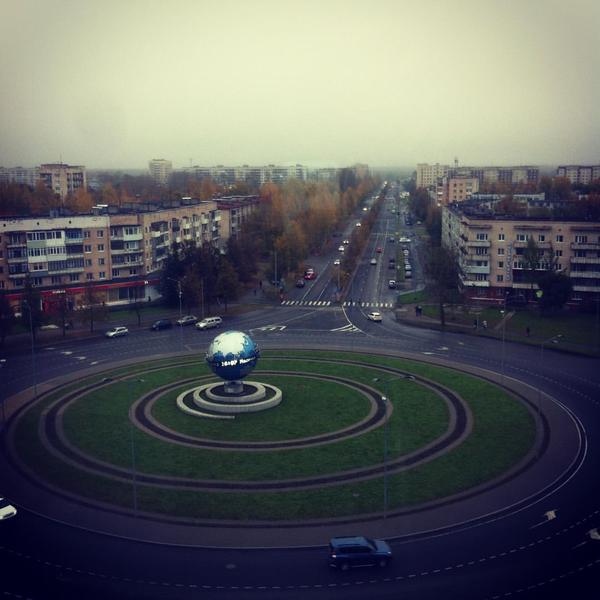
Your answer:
[280,299,393,308]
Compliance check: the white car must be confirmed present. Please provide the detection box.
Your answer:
[370,258,377,265]
[367,311,382,322]
[0,498,17,520]
[105,326,128,338]
[176,315,198,326]
[334,258,341,265]
[195,316,222,330]
[338,245,345,252]
[355,222,362,227]
[343,239,350,245]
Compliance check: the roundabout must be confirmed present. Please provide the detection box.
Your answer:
[2,347,584,546]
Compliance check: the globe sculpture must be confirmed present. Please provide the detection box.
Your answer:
[206,330,260,394]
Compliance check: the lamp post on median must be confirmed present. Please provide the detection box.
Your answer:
[22,300,38,402]
[537,334,563,420]
[167,276,184,349]
[128,377,145,516]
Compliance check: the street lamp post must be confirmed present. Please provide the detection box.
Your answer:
[537,334,563,419]
[23,300,38,401]
[167,277,184,349]
[128,377,145,516]
[500,292,509,382]
[372,377,392,518]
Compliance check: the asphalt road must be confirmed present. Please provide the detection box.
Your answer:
[2,186,600,599]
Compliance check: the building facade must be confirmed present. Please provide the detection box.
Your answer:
[39,163,87,200]
[416,163,450,188]
[0,198,228,311]
[556,165,600,185]
[183,164,308,187]
[442,203,600,303]
[148,159,173,185]
[437,176,479,204]
[0,166,40,187]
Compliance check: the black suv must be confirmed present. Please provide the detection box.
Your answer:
[150,319,173,331]
[328,536,392,571]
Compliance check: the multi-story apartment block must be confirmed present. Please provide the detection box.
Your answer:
[0,166,40,187]
[214,196,259,240]
[416,163,450,188]
[442,203,600,303]
[1,163,87,199]
[183,164,308,187]
[556,165,600,185]
[0,198,226,311]
[148,159,173,185]
[39,163,87,200]
[448,165,539,186]
[437,177,479,204]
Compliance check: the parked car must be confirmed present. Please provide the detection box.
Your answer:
[328,536,392,570]
[388,280,396,289]
[367,311,382,322]
[296,278,306,288]
[0,498,17,521]
[176,315,198,326]
[151,319,173,331]
[105,326,128,338]
[195,316,222,330]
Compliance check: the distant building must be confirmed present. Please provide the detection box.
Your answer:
[0,166,40,187]
[556,165,600,185]
[148,159,173,185]
[438,176,479,204]
[39,163,87,200]
[416,163,450,188]
[182,164,308,187]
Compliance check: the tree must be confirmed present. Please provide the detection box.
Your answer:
[523,237,543,300]
[21,275,43,340]
[65,187,94,213]
[424,245,461,328]
[79,282,107,332]
[215,257,239,311]
[0,294,15,347]
[537,272,572,314]
[56,291,75,336]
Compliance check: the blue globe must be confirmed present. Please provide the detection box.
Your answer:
[206,331,260,381]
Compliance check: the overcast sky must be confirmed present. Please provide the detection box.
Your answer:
[1,0,599,170]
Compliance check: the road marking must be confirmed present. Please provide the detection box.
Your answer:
[330,324,360,333]
[531,510,558,528]
[589,528,600,541]
[75,356,86,361]
[255,325,287,332]
[61,351,73,355]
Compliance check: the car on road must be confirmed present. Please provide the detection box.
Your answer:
[388,280,396,289]
[367,311,382,322]
[370,258,377,265]
[376,247,383,253]
[0,498,17,521]
[388,237,395,243]
[176,315,198,326]
[362,206,368,212]
[403,249,409,256]
[304,268,316,280]
[328,536,392,570]
[355,222,362,227]
[343,239,350,245]
[150,319,173,331]
[338,245,345,252]
[296,279,306,288]
[334,258,341,265]
[195,316,222,330]
[105,326,128,338]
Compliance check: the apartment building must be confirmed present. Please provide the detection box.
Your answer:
[214,196,259,240]
[442,203,600,303]
[39,163,87,200]
[437,177,479,204]
[183,164,308,187]
[0,163,87,199]
[556,165,600,185]
[0,199,225,311]
[148,159,173,185]
[416,163,450,188]
[448,165,539,186]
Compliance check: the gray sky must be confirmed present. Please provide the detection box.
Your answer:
[1,0,599,169]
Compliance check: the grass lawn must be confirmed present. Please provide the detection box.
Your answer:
[14,351,535,520]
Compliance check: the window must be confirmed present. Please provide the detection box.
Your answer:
[498,261,504,268]
[84,230,91,238]
[476,233,488,241]
[99,271,106,279]
[475,260,488,267]
[474,273,488,281]
[97,244,104,252]
[498,233,505,241]
[0,281,4,289]
[86,273,93,280]
[538,234,545,242]
[97,230,104,238]
[51,276,62,284]
[555,250,563,257]
[575,235,588,243]
[112,269,119,277]
[475,247,488,255]
[32,277,43,286]
[575,250,586,258]
[69,273,79,282]
[497,274,504,282]
[556,235,563,243]
[32,262,45,271]
[85,259,92,267]
[498,248,504,255]
[129,268,138,275]
[516,233,528,242]
[98,258,105,266]
[84,245,92,253]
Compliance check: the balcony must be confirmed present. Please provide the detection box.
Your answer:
[111,247,142,256]
[573,284,600,292]
[65,236,84,244]
[466,240,491,248]
[464,265,491,275]
[150,230,162,238]
[570,256,600,264]
[47,266,84,275]
[123,232,143,242]
[571,242,600,251]
[570,271,600,279]
[459,274,489,287]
